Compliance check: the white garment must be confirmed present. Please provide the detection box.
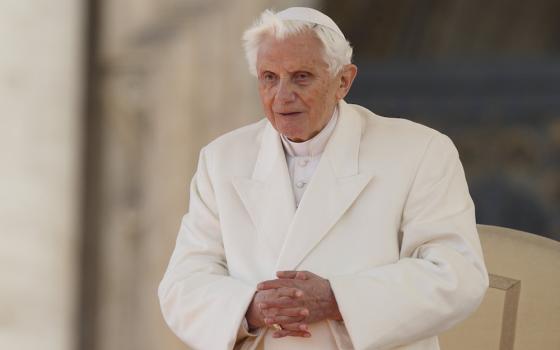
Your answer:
[280,108,338,206]
[250,109,342,350]
[158,100,488,350]
[256,322,339,350]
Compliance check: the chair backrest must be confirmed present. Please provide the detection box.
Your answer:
[439,224,560,350]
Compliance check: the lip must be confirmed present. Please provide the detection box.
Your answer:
[276,111,303,116]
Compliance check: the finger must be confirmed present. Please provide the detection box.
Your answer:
[262,306,306,319]
[260,297,301,309]
[294,271,310,280]
[261,307,279,318]
[258,279,295,290]
[272,329,311,338]
[276,271,298,279]
[277,271,313,280]
[277,287,303,298]
[264,315,307,331]
[263,315,304,326]
[264,308,308,325]
[274,307,309,317]
[277,322,309,332]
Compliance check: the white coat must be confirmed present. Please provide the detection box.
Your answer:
[158,100,489,350]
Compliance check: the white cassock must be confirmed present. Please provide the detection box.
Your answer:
[158,100,489,350]
[280,104,339,207]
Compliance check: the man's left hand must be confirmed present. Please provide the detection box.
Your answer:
[257,271,343,338]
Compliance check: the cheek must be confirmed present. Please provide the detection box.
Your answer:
[259,90,278,126]
[258,89,273,109]
[304,86,330,112]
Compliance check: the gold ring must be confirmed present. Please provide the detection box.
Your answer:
[271,323,283,331]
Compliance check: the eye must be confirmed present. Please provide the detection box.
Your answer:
[261,72,277,83]
[294,71,311,83]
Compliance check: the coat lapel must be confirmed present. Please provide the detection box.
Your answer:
[275,101,373,271]
[232,123,296,263]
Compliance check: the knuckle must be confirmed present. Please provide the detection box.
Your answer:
[291,309,305,317]
[284,324,300,331]
[292,332,307,337]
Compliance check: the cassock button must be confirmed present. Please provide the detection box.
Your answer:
[296,181,306,189]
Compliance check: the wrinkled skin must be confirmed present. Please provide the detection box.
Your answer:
[256,30,357,142]
[246,271,343,338]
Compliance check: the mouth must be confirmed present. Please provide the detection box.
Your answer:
[276,111,302,117]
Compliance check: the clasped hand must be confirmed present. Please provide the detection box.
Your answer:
[245,271,342,338]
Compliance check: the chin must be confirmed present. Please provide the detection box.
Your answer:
[274,124,299,138]
[283,132,310,142]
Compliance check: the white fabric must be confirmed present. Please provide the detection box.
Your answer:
[158,100,489,350]
[281,107,338,206]
[257,321,339,350]
[276,7,346,39]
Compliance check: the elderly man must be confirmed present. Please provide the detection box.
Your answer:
[159,7,488,350]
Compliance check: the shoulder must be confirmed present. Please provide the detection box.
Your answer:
[347,103,438,142]
[345,102,456,155]
[198,118,268,177]
[203,118,267,156]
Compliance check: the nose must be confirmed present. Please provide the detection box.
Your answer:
[275,79,296,104]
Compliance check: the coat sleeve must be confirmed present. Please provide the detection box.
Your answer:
[158,147,257,350]
[328,133,489,350]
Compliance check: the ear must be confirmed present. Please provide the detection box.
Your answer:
[335,64,358,100]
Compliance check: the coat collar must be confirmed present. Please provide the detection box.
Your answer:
[233,100,373,272]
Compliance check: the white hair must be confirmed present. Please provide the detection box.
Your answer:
[242,9,353,77]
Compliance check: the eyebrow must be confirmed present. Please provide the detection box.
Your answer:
[257,65,317,75]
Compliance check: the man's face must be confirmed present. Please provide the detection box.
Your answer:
[256,31,354,142]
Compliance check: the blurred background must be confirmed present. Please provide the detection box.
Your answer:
[1,0,558,349]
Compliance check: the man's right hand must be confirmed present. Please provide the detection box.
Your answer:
[245,287,311,337]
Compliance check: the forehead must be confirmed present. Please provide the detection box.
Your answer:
[256,31,329,72]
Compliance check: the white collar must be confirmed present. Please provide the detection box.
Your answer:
[280,107,339,157]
